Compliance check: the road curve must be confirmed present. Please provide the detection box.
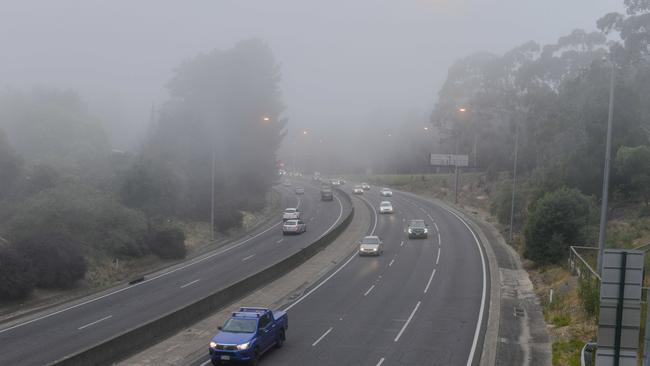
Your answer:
[0,182,351,366]
[240,185,490,366]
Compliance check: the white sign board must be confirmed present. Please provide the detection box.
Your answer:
[430,154,469,167]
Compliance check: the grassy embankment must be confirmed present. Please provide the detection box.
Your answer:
[353,172,650,366]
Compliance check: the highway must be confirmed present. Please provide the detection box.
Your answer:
[192,184,489,366]
[0,181,351,366]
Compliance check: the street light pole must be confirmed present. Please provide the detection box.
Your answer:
[597,56,616,275]
[509,119,519,243]
[210,144,215,241]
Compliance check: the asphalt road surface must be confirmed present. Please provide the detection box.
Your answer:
[0,181,350,366]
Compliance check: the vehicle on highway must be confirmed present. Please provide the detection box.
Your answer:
[379,201,393,214]
[361,183,370,190]
[353,185,364,195]
[294,186,305,195]
[320,186,333,201]
[209,307,288,366]
[331,179,341,186]
[380,188,393,197]
[338,177,346,185]
[407,219,429,239]
[282,219,306,235]
[358,235,383,256]
[282,180,291,187]
[282,208,300,221]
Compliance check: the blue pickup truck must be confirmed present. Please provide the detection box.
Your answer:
[209,307,288,365]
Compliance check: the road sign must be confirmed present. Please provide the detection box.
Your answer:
[430,153,468,167]
[596,249,643,366]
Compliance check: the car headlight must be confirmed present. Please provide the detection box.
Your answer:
[210,341,218,348]
[408,228,413,233]
[424,228,428,233]
[237,342,250,350]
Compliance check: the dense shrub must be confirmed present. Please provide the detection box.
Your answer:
[0,246,36,301]
[524,188,593,264]
[19,234,86,289]
[5,183,150,257]
[489,181,527,228]
[149,226,186,259]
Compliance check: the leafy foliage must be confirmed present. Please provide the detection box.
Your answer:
[18,234,87,289]
[149,226,186,260]
[524,188,593,264]
[0,246,36,301]
[615,145,650,205]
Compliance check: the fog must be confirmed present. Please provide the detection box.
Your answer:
[0,0,621,159]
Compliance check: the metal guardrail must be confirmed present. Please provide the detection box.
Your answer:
[581,342,597,366]
[569,246,601,281]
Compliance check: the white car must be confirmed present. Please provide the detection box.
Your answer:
[358,236,383,256]
[353,185,364,195]
[380,188,393,197]
[361,183,370,190]
[282,208,300,221]
[379,201,393,214]
[282,219,306,235]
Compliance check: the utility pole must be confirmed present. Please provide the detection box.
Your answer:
[509,119,520,243]
[597,55,616,275]
[210,145,215,241]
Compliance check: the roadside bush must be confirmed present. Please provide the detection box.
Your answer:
[19,234,87,289]
[214,205,244,232]
[4,182,150,257]
[524,188,593,264]
[489,181,526,227]
[0,246,36,301]
[149,226,186,259]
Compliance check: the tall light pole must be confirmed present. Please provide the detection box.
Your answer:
[509,119,520,243]
[597,54,617,275]
[210,144,215,241]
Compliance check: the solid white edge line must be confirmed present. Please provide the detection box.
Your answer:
[394,301,421,342]
[360,196,378,235]
[78,315,112,330]
[434,222,439,232]
[0,186,341,335]
[180,279,200,288]
[444,209,487,366]
[436,247,441,265]
[437,232,441,246]
[312,326,333,346]
[424,269,437,294]
[377,357,386,366]
[364,284,376,296]
[242,254,256,262]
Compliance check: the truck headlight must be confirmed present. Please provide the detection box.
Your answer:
[210,341,218,348]
[237,342,250,350]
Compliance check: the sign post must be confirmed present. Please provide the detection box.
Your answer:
[430,154,468,204]
[596,249,643,366]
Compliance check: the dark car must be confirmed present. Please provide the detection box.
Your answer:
[407,219,428,239]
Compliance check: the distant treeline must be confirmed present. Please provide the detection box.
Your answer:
[0,39,286,300]
[431,2,650,264]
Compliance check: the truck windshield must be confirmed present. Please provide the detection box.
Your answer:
[222,318,257,333]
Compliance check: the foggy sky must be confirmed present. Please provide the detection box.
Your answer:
[0,0,623,151]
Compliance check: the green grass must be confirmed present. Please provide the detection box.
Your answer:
[552,314,572,327]
[552,338,583,366]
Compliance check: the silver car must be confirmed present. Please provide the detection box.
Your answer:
[282,219,306,235]
[380,188,393,197]
[358,236,383,256]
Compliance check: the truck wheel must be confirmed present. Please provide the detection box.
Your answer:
[250,348,261,366]
[275,330,286,348]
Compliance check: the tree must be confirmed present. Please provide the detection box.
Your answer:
[0,129,23,200]
[18,234,87,289]
[524,188,593,264]
[149,226,186,260]
[0,245,36,301]
[143,40,287,229]
[615,145,650,205]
